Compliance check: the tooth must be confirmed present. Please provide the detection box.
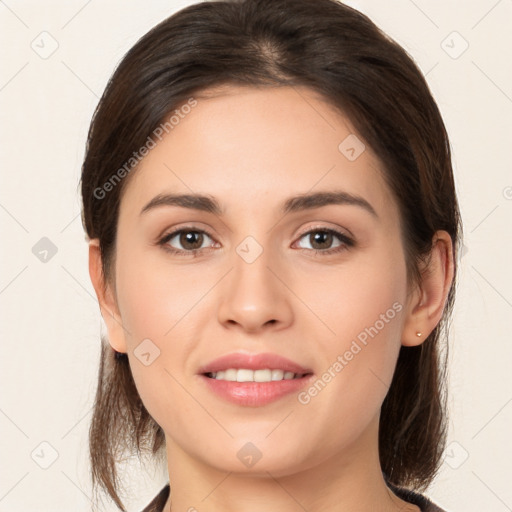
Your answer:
[224,368,237,381]
[271,369,284,381]
[210,368,301,381]
[254,369,272,382]
[237,369,254,382]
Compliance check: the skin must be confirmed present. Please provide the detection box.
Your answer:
[89,85,454,512]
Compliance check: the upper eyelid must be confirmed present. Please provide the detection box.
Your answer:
[295,224,352,239]
[160,225,215,242]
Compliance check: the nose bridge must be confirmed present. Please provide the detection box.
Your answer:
[216,233,293,331]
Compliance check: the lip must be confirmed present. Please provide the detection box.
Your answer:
[199,375,315,407]
[197,352,314,407]
[197,351,312,375]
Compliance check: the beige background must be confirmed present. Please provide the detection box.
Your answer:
[1,0,511,510]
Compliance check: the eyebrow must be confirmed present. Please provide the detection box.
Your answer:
[140,190,378,218]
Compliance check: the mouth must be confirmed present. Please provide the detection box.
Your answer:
[197,352,314,407]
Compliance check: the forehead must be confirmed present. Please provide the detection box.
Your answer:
[122,85,397,220]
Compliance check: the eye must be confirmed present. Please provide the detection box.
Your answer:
[157,226,354,257]
[158,227,217,256]
[294,228,354,255]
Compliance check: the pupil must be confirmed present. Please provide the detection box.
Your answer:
[181,231,203,250]
[312,231,331,249]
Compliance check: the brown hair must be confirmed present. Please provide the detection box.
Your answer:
[80,0,463,509]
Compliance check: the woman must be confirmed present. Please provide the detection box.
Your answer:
[81,0,462,510]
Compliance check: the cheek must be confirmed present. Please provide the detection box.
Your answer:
[114,243,206,343]
[114,251,201,428]
[296,243,406,351]
[295,247,407,426]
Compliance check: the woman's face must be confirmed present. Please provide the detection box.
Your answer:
[107,85,415,476]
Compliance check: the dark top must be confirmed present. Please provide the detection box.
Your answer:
[141,481,447,512]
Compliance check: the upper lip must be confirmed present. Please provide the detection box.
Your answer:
[198,352,313,375]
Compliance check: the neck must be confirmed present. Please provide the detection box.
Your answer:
[162,416,419,512]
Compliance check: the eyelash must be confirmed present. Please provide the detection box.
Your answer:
[157,225,355,258]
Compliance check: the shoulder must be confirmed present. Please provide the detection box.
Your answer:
[141,484,170,512]
[141,481,448,512]
[387,480,448,512]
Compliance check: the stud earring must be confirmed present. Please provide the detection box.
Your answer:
[416,332,422,337]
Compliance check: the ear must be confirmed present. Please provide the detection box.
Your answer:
[88,239,128,353]
[401,230,455,347]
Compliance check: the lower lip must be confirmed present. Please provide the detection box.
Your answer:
[198,374,314,407]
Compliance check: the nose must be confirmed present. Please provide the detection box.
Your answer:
[217,245,294,334]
